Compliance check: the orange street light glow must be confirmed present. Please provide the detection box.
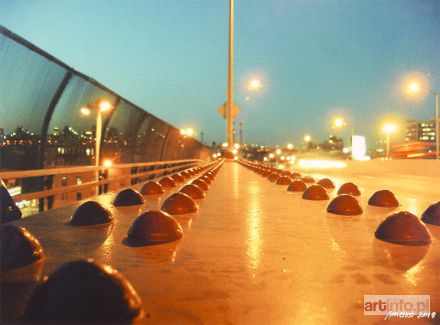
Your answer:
[408,81,420,93]
[99,100,112,112]
[103,159,113,168]
[402,72,429,100]
[80,107,91,116]
[185,128,194,136]
[334,118,344,128]
[304,135,311,142]
[248,79,262,91]
[382,123,397,133]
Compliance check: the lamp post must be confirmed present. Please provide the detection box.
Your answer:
[382,123,397,159]
[333,117,354,157]
[80,99,113,195]
[404,75,439,159]
[226,0,234,149]
[303,134,311,151]
[435,91,439,159]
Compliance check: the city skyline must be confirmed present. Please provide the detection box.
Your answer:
[1,0,439,147]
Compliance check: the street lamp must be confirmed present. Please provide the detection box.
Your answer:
[80,99,113,195]
[382,123,397,159]
[247,79,263,91]
[334,118,345,128]
[333,117,354,157]
[180,128,194,137]
[404,75,439,159]
[303,135,311,151]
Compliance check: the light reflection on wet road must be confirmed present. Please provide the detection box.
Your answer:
[6,162,439,324]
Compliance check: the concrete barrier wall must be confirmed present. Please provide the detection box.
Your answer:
[298,159,440,178]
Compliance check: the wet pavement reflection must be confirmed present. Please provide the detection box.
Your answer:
[2,161,439,324]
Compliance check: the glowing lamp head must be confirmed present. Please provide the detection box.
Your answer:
[103,159,113,168]
[287,143,293,150]
[275,149,282,155]
[269,153,275,159]
[382,123,397,133]
[304,135,311,142]
[248,79,262,91]
[180,129,186,135]
[402,72,430,100]
[232,148,238,155]
[408,81,420,93]
[234,143,240,149]
[334,118,344,128]
[185,128,194,136]
[99,100,112,112]
[80,107,91,116]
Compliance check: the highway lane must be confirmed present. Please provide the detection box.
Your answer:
[2,161,439,324]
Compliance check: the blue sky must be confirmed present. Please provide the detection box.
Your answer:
[1,0,439,147]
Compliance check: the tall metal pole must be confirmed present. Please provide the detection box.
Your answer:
[239,120,243,145]
[435,92,439,160]
[386,132,390,159]
[95,109,102,195]
[226,0,234,148]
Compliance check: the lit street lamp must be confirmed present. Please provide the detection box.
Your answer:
[180,128,194,137]
[404,75,439,159]
[333,117,354,157]
[334,118,344,128]
[80,99,113,195]
[382,123,397,159]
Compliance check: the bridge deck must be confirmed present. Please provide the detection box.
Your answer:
[3,161,439,324]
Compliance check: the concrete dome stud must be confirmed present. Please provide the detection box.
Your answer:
[337,182,361,196]
[140,181,165,195]
[180,184,206,199]
[199,175,212,185]
[327,194,363,215]
[276,176,292,185]
[1,224,44,272]
[159,177,177,188]
[69,201,113,226]
[375,211,432,246]
[127,210,183,246]
[301,176,315,183]
[191,179,209,191]
[368,190,399,207]
[171,174,185,183]
[268,173,281,183]
[113,189,145,207]
[302,184,329,200]
[421,201,440,226]
[161,192,199,215]
[318,178,335,189]
[22,259,143,323]
[287,180,307,192]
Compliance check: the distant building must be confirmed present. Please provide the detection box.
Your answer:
[405,119,436,142]
[319,135,344,153]
[391,119,437,158]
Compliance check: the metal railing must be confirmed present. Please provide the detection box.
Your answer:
[0,159,203,214]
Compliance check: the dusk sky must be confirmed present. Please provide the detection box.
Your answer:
[1,0,439,147]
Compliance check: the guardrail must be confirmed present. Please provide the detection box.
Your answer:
[0,159,204,214]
